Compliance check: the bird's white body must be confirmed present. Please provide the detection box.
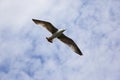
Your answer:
[46,29,65,43]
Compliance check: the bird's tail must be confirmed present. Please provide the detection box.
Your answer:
[46,37,53,43]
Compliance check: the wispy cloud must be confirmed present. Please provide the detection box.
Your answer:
[0,0,120,80]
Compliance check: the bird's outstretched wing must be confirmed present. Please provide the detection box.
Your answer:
[58,34,83,55]
[32,19,58,34]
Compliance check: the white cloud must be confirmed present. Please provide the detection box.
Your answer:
[0,0,120,80]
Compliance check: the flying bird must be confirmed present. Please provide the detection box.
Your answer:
[32,19,83,56]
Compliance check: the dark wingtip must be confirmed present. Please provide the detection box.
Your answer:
[76,50,83,56]
[32,19,39,24]
[77,52,83,56]
[80,53,83,56]
[32,19,36,22]
[80,51,83,56]
[32,19,35,21]
[75,47,83,56]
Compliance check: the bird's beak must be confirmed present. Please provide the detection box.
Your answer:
[62,29,66,32]
[63,29,66,31]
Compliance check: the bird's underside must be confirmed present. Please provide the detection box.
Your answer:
[32,19,83,56]
[46,29,65,43]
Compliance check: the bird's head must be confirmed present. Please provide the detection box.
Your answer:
[59,29,66,32]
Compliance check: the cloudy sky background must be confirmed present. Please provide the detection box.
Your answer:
[0,0,120,80]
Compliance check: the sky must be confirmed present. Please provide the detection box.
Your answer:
[0,0,120,80]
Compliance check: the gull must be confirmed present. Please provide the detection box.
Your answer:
[32,19,83,56]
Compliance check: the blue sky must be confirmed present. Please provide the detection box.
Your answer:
[0,0,120,80]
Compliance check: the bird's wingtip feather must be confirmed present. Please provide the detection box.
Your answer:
[32,19,40,24]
